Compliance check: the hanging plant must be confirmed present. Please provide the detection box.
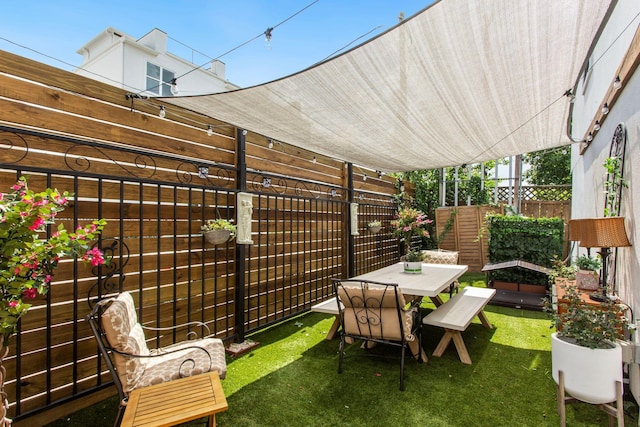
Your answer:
[201,219,236,245]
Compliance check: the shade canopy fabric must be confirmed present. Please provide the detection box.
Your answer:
[166,0,613,172]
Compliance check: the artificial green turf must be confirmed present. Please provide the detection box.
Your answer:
[47,273,639,426]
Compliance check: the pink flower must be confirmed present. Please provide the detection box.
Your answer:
[29,217,45,231]
[83,247,105,266]
[7,301,18,308]
[22,288,38,300]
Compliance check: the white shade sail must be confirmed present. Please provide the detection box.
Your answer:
[166,0,613,172]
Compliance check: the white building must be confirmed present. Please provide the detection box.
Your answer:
[568,0,640,403]
[74,27,240,96]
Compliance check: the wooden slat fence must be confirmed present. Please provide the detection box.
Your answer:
[0,50,402,425]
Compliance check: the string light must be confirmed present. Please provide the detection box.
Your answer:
[613,76,622,90]
[265,27,273,45]
[363,174,367,181]
[159,105,166,118]
[593,121,601,131]
[170,78,179,95]
[601,103,609,115]
[207,124,213,136]
[268,139,274,149]
[586,132,593,142]
[312,156,317,164]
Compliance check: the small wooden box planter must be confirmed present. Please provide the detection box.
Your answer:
[492,280,547,295]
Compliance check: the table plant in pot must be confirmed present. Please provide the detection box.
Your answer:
[391,207,431,273]
[574,254,601,291]
[202,218,236,245]
[546,281,627,422]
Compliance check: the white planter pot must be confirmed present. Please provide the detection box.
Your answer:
[403,261,422,274]
[551,332,622,404]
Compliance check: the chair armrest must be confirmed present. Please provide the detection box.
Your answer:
[106,342,213,376]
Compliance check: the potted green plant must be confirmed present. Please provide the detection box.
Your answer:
[545,282,627,406]
[367,220,382,234]
[201,218,237,245]
[575,254,602,291]
[391,207,431,273]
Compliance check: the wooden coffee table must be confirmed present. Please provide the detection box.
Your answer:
[120,371,228,427]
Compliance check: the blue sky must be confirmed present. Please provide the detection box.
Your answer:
[0,1,432,88]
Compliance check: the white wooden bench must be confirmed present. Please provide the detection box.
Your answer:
[422,286,496,364]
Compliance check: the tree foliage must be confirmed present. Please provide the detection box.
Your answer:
[522,146,571,185]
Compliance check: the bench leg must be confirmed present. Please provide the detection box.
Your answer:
[429,295,445,307]
[477,310,493,329]
[432,329,472,364]
[208,414,216,427]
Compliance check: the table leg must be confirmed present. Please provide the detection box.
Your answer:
[208,414,216,427]
[326,316,340,340]
[408,340,428,362]
[429,295,445,307]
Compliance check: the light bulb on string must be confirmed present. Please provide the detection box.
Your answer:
[170,79,179,95]
[265,27,273,47]
[601,103,609,115]
[593,121,601,131]
[159,105,166,118]
[207,124,213,136]
[586,132,593,142]
[363,174,367,181]
[312,156,317,164]
[268,139,274,149]
[613,76,622,90]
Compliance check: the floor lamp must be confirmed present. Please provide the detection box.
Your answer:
[576,217,631,302]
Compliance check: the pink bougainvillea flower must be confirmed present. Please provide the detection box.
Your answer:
[22,288,38,300]
[7,301,18,308]
[29,217,45,231]
[83,247,105,266]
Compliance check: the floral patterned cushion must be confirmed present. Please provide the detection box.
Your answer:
[134,338,227,390]
[100,292,149,392]
[100,291,227,394]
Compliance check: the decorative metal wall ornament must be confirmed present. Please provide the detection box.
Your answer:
[603,123,627,295]
[65,145,157,179]
[177,162,234,188]
[0,131,29,164]
[603,123,627,217]
[87,238,130,308]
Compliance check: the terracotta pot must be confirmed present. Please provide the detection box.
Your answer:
[576,269,599,290]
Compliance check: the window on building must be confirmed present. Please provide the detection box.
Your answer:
[146,62,175,96]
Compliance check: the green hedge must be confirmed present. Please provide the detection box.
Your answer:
[487,214,564,286]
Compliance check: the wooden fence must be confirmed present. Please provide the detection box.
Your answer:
[0,50,400,425]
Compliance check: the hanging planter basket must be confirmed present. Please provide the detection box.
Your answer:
[204,229,233,245]
[368,225,382,234]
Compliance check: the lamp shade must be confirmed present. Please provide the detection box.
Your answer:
[577,217,631,248]
[568,219,586,242]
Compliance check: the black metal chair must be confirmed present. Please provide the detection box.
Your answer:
[332,278,424,391]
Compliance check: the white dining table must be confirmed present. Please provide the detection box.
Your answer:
[352,262,468,306]
[311,262,468,340]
